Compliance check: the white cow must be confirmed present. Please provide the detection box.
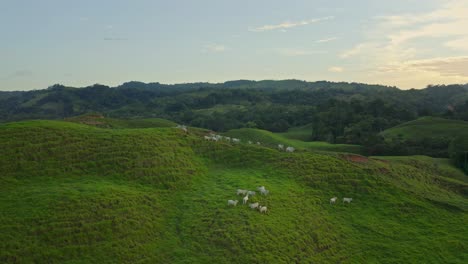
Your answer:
[256,142,261,145]
[330,197,337,204]
[343,197,353,203]
[243,194,249,204]
[278,144,284,150]
[259,206,268,214]
[228,200,238,206]
[247,191,256,196]
[286,146,295,152]
[232,138,240,143]
[225,137,231,142]
[204,135,211,140]
[237,189,247,195]
[249,202,259,209]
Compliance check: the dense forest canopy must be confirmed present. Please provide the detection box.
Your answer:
[2,81,468,138]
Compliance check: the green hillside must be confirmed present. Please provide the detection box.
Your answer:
[278,123,314,141]
[64,113,178,129]
[224,127,363,154]
[1,120,467,263]
[381,116,468,141]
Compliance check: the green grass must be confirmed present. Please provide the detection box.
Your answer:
[224,127,363,154]
[1,120,467,263]
[278,123,314,141]
[381,116,468,141]
[65,113,178,129]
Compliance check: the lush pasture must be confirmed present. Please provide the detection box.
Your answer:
[0,120,467,263]
[381,116,468,141]
[224,127,363,154]
[65,114,178,129]
[278,123,314,141]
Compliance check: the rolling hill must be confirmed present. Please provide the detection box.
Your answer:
[381,116,468,141]
[1,120,467,263]
[224,127,363,154]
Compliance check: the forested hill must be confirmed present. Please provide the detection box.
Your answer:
[1,80,468,144]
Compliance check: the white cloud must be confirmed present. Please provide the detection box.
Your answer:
[276,48,327,57]
[328,66,344,73]
[339,0,468,88]
[249,16,334,32]
[445,36,468,51]
[316,37,338,43]
[378,56,468,77]
[202,44,228,53]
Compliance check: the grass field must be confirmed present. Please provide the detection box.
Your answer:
[65,114,178,129]
[224,127,363,154]
[381,116,468,141]
[278,123,314,141]
[1,120,467,263]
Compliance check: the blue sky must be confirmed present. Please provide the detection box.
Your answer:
[1,0,468,90]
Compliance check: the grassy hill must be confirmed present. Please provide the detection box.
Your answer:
[224,127,363,154]
[278,123,314,141]
[64,113,178,129]
[381,116,468,141]
[1,120,467,263]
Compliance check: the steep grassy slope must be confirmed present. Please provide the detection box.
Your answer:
[1,121,467,263]
[381,116,468,141]
[224,127,363,154]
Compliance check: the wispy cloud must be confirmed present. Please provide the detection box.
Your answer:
[328,66,344,73]
[202,44,228,53]
[249,16,334,32]
[316,37,338,43]
[377,56,468,77]
[339,0,468,88]
[276,48,327,57]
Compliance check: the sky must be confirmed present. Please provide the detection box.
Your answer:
[1,0,468,91]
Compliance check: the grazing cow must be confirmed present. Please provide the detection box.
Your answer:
[247,191,256,196]
[243,194,249,204]
[204,135,211,140]
[278,144,284,150]
[259,206,268,214]
[232,138,240,143]
[237,189,247,195]
[249,202,259,209]
[330,197,337,204]
[228,200,238,206]
[343,198,353,203]
[285,146,295,152]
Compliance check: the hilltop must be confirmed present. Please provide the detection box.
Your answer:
[381,116,468,141]
[1,120,467,263]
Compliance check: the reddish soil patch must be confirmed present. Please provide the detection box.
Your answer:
[341,154,369,163]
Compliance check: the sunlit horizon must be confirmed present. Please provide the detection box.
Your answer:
[2,0,468,91]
